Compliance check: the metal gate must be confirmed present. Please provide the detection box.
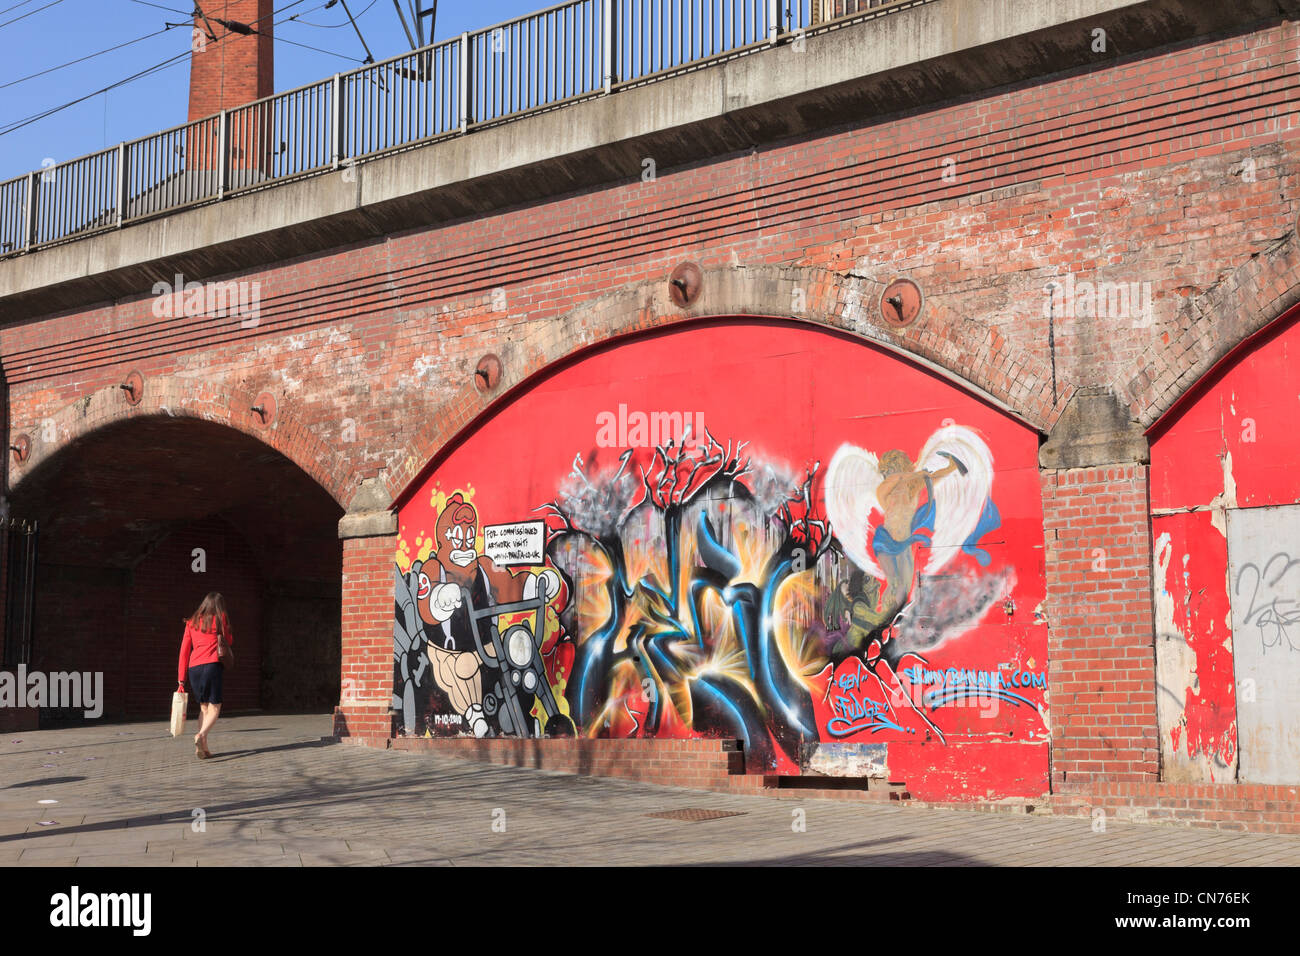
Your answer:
[1,517,38,667]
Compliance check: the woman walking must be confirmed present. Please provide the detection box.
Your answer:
[177,592,233,759]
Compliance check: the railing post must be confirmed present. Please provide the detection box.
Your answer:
[459,32,470,132]
[331,73,344,170]
[23,172,36,251]
[603,0,615,93]
[217,109,229,199]
[115,142,127,227]
[769,0,780,43]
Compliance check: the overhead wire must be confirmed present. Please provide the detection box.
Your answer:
[126,0,192,14]
[0,0,357,137]
[289,0,378,28]
[0,0,67,29]
[0,0,46,18]
[0,50,193,136]
[0,24,179,90]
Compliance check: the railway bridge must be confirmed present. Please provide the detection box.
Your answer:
[2,0,1299,830]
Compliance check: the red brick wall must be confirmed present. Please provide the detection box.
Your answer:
[31,565,130,718]
[25,516,264,719]
[7,21,1297,462]
[1053,783,1300,834]
[5,20,1300,816]
[0,690,37,732]
[1041,466,1159,787]
[335,534,397,740]
[127,515,263,717]
[261,580,341,712]
[387,736,750,790]
[26,517,341,720]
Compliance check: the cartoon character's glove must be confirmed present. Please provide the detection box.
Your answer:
[428,583,463,623]
[524,568,561,602]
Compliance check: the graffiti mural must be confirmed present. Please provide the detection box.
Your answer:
[395,490,575,739]
[394,321,1050,797]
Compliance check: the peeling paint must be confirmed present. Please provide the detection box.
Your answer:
[1151,512,1237,782]
[1207,450,1237,538]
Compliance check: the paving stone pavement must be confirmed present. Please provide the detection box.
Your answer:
[2,714,1298,866]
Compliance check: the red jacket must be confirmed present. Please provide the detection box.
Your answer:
[178,614,233,685]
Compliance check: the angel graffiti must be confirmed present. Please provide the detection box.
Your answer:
[822,424,1003,742]
[411,494,562,738]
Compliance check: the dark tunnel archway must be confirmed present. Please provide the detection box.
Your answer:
[6,414,344,722]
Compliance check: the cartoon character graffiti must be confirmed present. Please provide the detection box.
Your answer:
[402,494,566,737]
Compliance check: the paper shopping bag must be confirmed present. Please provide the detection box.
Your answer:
[170,691,189,737]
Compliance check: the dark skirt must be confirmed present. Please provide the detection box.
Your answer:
[188,662,224,705]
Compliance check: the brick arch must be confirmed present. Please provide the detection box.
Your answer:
[387,263,1060,503]
[1125,232,1300,428]
[7,374,351,507]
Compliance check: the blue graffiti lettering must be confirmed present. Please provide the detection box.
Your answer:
[892,665,1048,710]
[826,690,908,737]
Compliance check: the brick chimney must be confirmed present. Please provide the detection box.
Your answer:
[187,1,275,122]
[186,1,275,178]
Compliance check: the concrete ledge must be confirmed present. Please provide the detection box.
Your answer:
[337,510,398,539]
[1,0,1275,317]
[1039,386,1150,468]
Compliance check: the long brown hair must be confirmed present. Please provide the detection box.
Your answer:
[187,592,230,637]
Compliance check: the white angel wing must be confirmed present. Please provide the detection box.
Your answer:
[824,443,885,582]
[916,425,995,574]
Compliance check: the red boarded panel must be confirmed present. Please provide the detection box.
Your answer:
[1148,312,1300,784]
[1151,511,1237,783]
[1151,316,1300,512]
[394,320,1048,799]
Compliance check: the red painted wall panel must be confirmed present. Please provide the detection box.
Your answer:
[1149,312,1300,784]
[1151,315,1300,512]
[394,320,1049,798]
[1151,511,1237,782]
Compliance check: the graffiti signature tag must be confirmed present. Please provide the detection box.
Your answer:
[1235,552,1300,655]
[827,693,909,738]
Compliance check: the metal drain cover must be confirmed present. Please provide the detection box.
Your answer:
[646,808,747,822]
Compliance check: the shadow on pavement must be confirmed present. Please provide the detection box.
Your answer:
[6,776,85,788]
[201,739,333,762]
[1,736,165,757]
[680,848,983,866]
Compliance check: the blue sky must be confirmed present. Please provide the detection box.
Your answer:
[0,0,542,183]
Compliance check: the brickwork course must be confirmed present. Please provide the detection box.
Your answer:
[2,0,1300,836]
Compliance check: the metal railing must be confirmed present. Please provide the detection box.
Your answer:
[342,39,460,159]
[0,0,912,259]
